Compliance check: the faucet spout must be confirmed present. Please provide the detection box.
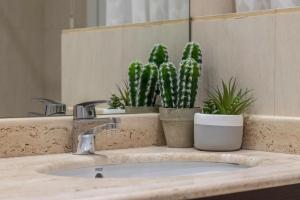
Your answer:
[73,117,121,155]
[84,121,119,136]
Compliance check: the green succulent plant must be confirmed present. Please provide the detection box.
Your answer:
[158,42,202,109]
[159,42,202,109]
[148,44,169,67]
[128,42,202,109]
[137,63,159,107]
[203,78,255,115]
[159,59,201,108]
[128,61,143,106]
[108,94,123,109]
[182,42,202,64]
[159,62,178,108]
[177,58,201,108]
[148,43,169,102]
[128,61,159,107]
[108,81,130,109]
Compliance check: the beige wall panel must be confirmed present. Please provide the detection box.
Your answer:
[275,12,300,116]
[0,0,86,117]
[43,29,62,100]
[192,15,276,115]
[0,0,44,30]
[43,0,87,101]
[191,0,235,17]
[62,21,189,107]
[0,0,45,117]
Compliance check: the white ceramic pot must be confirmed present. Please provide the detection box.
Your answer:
[194,114,244,151]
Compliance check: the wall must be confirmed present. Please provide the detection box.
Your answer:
[43,0,86,101]
[0,1,188,117]
[0,0,86,117]
[61,20,189,106]
[0,0,45,117]
[191,0,235,17]
[192,8,300,116]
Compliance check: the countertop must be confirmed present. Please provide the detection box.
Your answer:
[1,147,300,200]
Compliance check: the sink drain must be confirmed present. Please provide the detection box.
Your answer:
[95,173,103,178]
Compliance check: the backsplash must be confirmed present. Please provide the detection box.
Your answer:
[244,115,300,154]
[0,114,164,158]
[0,114,299,158]
[0,117,73,158]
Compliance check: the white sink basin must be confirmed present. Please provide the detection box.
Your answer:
[47,161,248,179]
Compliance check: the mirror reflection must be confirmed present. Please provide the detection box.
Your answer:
[235,0,300,12]
[6,1,299,118]
[0,0,189,118]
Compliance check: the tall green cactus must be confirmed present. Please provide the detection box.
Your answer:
[159,63,178,108]
[178,58,201,108]
[147,64,159,106]
[149,44,169,67]
[128,61,143,106]
[182,42,202,64]
[149,44,169,104]
[137,63,159,107]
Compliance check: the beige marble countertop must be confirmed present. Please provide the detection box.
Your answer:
[1,147,300,200]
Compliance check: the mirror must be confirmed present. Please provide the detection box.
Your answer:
[189,0,300,18]
[235,0,300,12]
[0,0,190,118]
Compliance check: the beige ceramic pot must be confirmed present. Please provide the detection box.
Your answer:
[159,107,201,148]
[125,106,159,114]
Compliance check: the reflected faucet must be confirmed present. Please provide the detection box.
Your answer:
[29,98,66,117]
[72,100,121,155]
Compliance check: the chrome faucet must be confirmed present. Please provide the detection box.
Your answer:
[29,98,66,117]
[72,100,120,155]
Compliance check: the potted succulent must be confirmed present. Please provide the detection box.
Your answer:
[126,44,168,114]
[194,78,255,151]
[159,42,202,148]
[106,81,129,114]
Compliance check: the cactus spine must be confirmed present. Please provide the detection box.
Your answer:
[159,63,178,108]
[178,58,200,108]
[149,44,169,67]
[137,63,158,106]
[128,61,142,106]
[182,42,202,64]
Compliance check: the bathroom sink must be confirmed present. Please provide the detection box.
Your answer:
[47,161,248,179]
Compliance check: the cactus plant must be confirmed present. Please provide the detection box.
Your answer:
[149,43,169,102]
[182,42,202,64]
[128,61,143,106]
[128,42,201,109]
[149,44,169,67]
[159,63,178,108]
[137,63,159,107]
[178,58,201,108]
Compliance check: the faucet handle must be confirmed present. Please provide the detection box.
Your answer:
[73,100,108,120]
[32,98,66,116]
